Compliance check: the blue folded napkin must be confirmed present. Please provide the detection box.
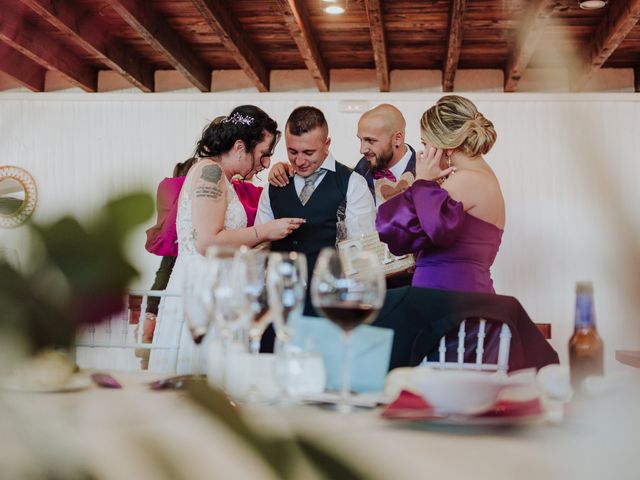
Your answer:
[290,316,394,393]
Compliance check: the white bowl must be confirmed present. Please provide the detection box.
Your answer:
[413,368,509,415]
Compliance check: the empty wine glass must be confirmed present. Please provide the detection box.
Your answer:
[234,247,270,355]
[267,251,307,345]
[266,251,307,402]
[183,256,217,376]
[206,245,251,390]
[311,247,385,413]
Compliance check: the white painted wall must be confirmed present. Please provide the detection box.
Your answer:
[1,91,639,371]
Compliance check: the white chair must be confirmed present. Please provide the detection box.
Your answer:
[422,318,512,372]
[75,289,183,373]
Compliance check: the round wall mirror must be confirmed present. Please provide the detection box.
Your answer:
[0,166,38,228]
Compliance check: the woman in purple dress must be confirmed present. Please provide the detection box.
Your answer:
[377,95,504,294]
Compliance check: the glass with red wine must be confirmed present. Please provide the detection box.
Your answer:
[311,247,385,412]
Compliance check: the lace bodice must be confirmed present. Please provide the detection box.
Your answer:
[175,168,248,257]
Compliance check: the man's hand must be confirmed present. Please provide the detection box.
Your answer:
[268,162,294,187]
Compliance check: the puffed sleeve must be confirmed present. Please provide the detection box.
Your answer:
[375,179,465,256]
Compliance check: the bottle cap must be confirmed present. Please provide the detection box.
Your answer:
[576,281,594,294]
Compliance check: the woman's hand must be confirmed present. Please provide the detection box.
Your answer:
[268,162,294,187]
[416,147,456,181]
[260,217,305,240]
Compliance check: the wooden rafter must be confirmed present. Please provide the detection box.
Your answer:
[573,0,640,91]
[504,0,556,92]
[0,44,45,91]
[364,0,389,92]
[110,0,211,92]
[275,0,329,92]
[19,0,154,92]
[443,0,466,92]
[190,0,269,92]
[0,8,97,91]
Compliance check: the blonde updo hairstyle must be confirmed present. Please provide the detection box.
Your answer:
[420,95,496,157]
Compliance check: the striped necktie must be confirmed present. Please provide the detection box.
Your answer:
[298,168,325,205]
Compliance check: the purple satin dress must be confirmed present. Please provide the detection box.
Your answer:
[376,179,504,362]
[376,179,503,293]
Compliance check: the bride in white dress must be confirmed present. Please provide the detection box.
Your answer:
[150,106,305,373]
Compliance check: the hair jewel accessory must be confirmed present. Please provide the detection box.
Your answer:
[223,112,254,126]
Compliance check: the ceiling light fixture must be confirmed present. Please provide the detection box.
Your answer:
[321,0,346,15]
[579,0,607,9]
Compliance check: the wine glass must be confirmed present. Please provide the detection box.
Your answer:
[311,247,385,413]
[266,251,307,401]
[266,251,307,344]
[232,247,271,401]
[233,248,270,355]
[206,246,250,389]
[183,255,217,376]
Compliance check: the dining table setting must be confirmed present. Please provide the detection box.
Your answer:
[1,363,638,480]
[2,211,639,480]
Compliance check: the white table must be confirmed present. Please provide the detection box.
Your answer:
[1,372,637,480]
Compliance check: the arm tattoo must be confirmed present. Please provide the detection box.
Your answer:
[201,164,222,183]
[195,164,224,200]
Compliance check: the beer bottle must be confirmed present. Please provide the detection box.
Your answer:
[569,281,604,391]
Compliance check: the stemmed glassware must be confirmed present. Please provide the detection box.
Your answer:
[233,247,270,401]
[311,247,385,412]
[234,248,270,355]
[266,251,307,346]
[183,255,217,376]
[206,246,250,388]
[266,251,307,401]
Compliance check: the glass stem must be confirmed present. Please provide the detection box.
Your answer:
[220,329,230,392]
[192,344,201,377]
[339,331,353,413]
[249,336,261,355]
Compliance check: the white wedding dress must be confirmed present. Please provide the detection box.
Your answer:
[149,168,247,373]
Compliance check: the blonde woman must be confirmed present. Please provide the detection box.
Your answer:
[376,95,504,293]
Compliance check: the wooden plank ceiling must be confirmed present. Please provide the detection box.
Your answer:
[1,0,640,92]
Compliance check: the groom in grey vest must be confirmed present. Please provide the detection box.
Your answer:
[255,106,374,317]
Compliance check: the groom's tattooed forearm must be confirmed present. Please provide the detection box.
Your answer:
[195,164,223,200]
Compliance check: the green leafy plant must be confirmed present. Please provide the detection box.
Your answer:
[0,192,154,356]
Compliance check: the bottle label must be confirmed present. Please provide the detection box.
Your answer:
[575,293,595,328]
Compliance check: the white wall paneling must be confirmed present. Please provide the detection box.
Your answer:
[1,92,639,370]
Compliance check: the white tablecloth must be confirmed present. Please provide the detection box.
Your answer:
[1,372,637,480]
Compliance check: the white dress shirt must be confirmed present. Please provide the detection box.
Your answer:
[255,153,375,237]
[389,145,413,181]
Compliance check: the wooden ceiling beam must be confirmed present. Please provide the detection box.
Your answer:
[19,0,154,92]
[573,0,640,91]
[0,44,45,91]
[110,0,211,92]
[364,0,389,92]
[443,0,466,92]
[190,0,269,92]
[0,8,97,91]
[504,0,556,92]
[275,0,329,92]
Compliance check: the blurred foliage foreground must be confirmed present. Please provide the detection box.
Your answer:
[0,192,371,480]
[0,192,154,366]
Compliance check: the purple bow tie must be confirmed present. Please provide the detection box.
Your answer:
[372,169,397,182]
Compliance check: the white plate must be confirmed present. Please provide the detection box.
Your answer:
[302,391,389,408]
[383,408,547,427]
[0,374,92,393]
[425,411,546,427]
